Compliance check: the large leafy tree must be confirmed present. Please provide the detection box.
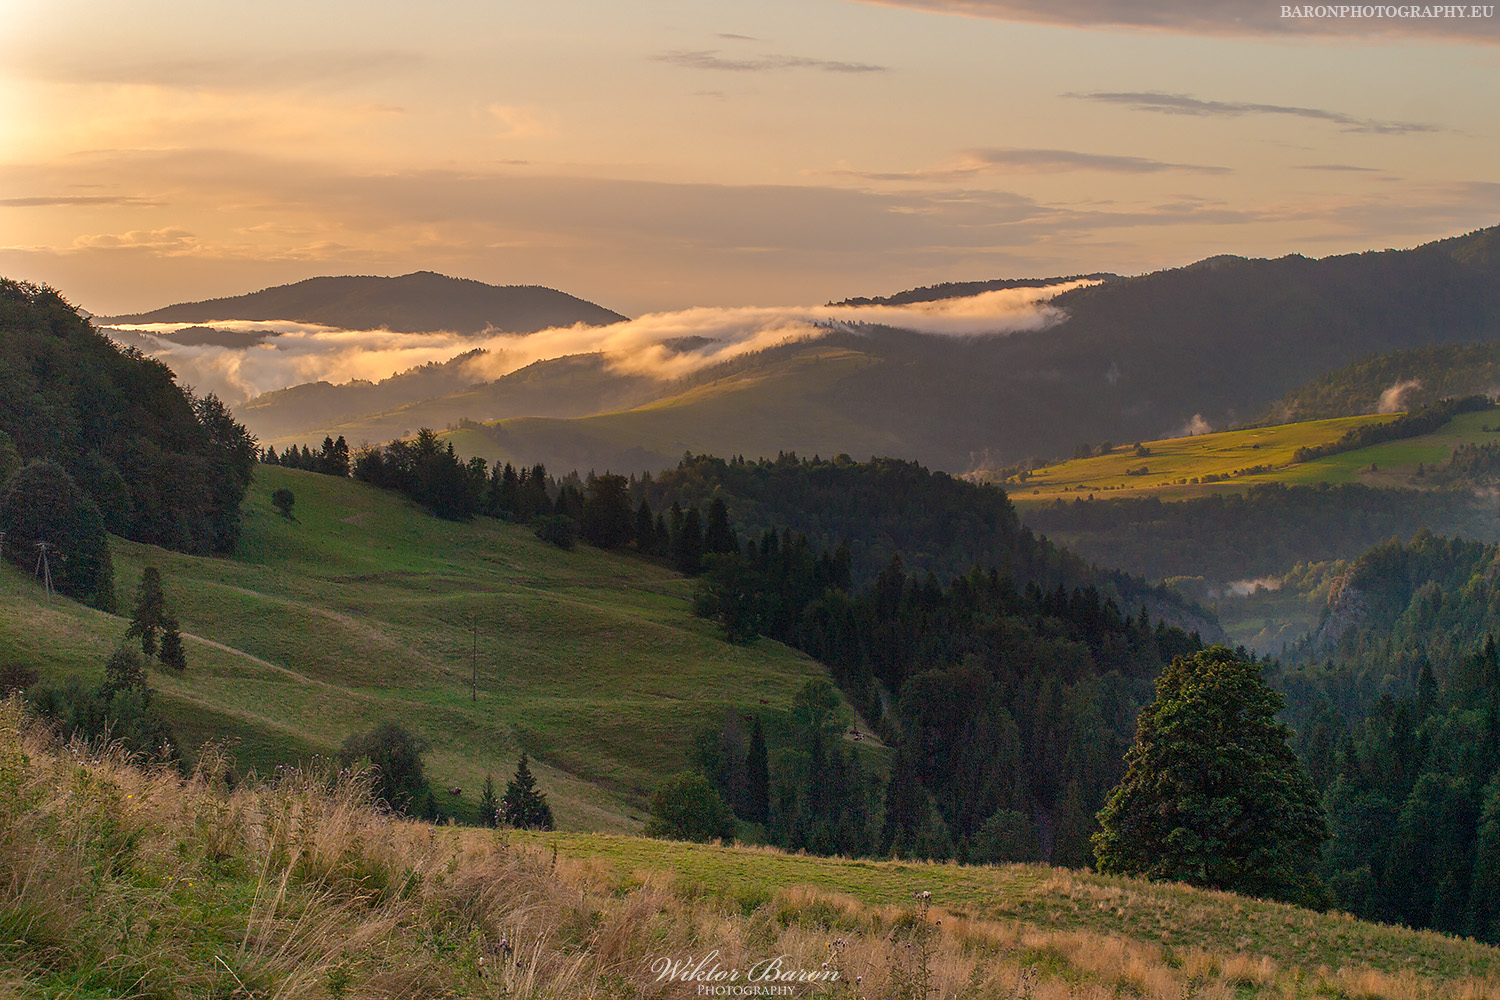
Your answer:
[1093,645,1329,906]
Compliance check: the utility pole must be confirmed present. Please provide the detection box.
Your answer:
[34,541,53,598]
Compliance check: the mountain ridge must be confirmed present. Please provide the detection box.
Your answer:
[100,270,627,334]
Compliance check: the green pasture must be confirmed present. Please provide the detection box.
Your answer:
[0,465,834,831]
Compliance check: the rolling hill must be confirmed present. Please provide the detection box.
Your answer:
[0,464,845,831]
[100,270,627,334]
[231,225,1500,474]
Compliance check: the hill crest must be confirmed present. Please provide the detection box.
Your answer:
[100,270,628,335]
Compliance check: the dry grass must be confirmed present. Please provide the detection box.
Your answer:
[3,697,1500,999]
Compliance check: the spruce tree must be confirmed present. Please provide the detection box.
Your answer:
[746,716,770,824]
[158,615,187,672]
[126,567,166,660]
[502,752,554,830]
[1093,645,1329,906]
[478,773,500,827]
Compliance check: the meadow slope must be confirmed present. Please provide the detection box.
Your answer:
[0,465,837,831]
[4,702,1498,1000]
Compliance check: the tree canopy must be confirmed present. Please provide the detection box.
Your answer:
[1094,645,1329,907]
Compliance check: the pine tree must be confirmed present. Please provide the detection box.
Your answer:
[746,716,770,824]
[479,774,500,827]
[502,752,554,830]
[158,615,187,672]
[1093,645,1329,906]
[126,567,166,660]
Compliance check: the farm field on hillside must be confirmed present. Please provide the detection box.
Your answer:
[1002,410,1500,504]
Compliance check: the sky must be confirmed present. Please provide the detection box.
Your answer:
[2,0,1498,318]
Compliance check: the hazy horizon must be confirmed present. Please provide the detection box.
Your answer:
[4,0,1498,317]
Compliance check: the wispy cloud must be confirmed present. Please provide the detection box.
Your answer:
[73,228,200,253]
[849,0,1500,43]
[21,50,428,91]
[654,49,887,73]
[1069,91,1441,135]
[1296,164,1381,172]
[1,195,159,207]
[844,146,1231,181]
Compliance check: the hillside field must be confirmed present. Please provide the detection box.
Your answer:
[998,410,1500,504]
[9,700,1500,999]
[0,465,847,831]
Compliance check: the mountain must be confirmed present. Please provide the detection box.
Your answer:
[828,272,1120,306]
[270,226,1500,474]
[99,270,627,334]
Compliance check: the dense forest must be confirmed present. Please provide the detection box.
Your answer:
[1022,481,1494,585]
[1270,532,1500,940]
[1275,341,1500,421]
[0,280,256,599]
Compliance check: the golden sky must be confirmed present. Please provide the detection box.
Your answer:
[2,0,1498,316]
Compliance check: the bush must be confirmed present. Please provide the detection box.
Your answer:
[340,722,431,815]
[645,772,736,843]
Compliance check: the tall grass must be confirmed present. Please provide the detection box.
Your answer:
[3,697,1499,998]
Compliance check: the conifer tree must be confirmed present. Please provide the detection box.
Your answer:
[479,773,499,827]
[746,716,770,824]
[126,567,166,660]
[502,752,554,830]
[158,615,187,673]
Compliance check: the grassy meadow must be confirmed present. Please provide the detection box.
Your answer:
[0,464,837,831]
[999,410,1500,505]
[5,700,1499,1000]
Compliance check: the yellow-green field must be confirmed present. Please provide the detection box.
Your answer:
[0,465,841,831]
[998,410,1500,504]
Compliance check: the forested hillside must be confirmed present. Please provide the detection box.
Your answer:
[0,279,256,570]
[1276,342,1500,420]
[1272,531,1500,940]
[1023,482,1493,585]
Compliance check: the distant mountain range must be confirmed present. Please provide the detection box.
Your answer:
[129,226,1500,472]
[100,271,626,334]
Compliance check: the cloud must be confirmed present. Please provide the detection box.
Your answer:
[72,228,200,253]
[654,49,887,73]
[1068,92,1441,134]
[1296,164,1381,172]
[1172,413,1212,436]
[487,105,555,139]
[1377,377,1421,413]
[848,0,1500,43]
[0,195,160,208]
[845,146,1231,181]
[19,50,428,91]
[107,282,1093,404]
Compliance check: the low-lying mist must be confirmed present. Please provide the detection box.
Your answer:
[104,281,1094,405]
